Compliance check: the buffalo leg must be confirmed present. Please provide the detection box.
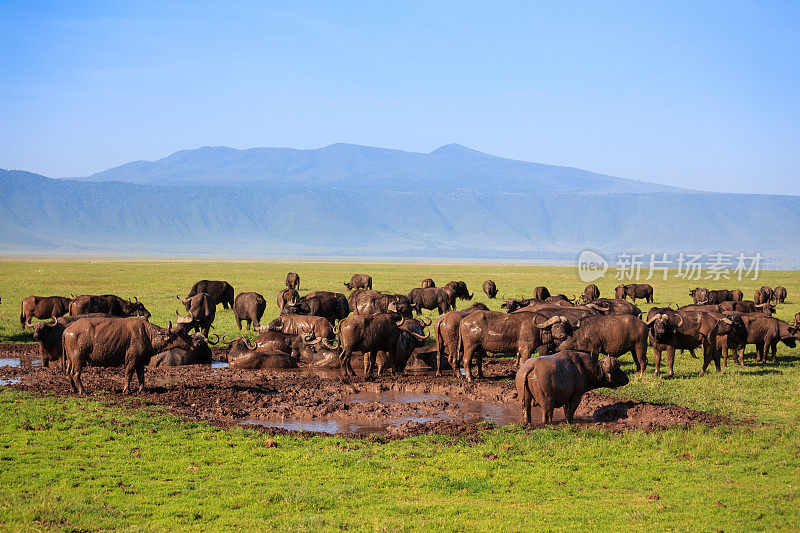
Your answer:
[666,347,676,378]
[522,383,532,424]
[653,347,662,376]
[236,317,242,330]
[462,345,476,382]
[136,365,145,392]
[564,396,582,424]
[340,348,353,377]
[122,361,136,394]
[476,347,485,379]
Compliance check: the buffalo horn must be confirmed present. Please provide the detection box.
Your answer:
[418,316,432,326]
[395,316,406,327]
[535,316,563,328]
[321,338,340,350]
[207,333,220,346]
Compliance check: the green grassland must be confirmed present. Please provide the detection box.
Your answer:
[0,260,799,531]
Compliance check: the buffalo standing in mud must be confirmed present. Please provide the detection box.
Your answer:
[20,295,72,329]
[187,280,234,309]
[337,313,405,377]
[343,274,372,291]
[32,313,113,367]
[433,303,490,376]
[175,293,216,338]
[516,351,628,424]
[62,317,184,394]
[233,292,266,331]
[69,295,151,319]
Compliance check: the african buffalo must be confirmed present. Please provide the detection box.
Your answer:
[584,298,642,317]
[276,288,300,312]
[20,295,71,329]
[433,303,491,376]
[222,337,297,370]
[615,284,653,303]
[482,280,498,299]
[408,287,456,315]
[421,278,435,289]
[731,290,744,301]
[175,293,216,338]
[337,313,405,377]
[773,286,787,304]
[343,274,372,291]
[582,284,600,303]
[729,315,800,364]
[295,335,342,368]
[444,281,473,300]
[187,280,234,309]
[263,314,335,340]
[69,295,151,320]
[718,300,773,315]
[285,272,300,290]
[692,288,735,305]
[348,290,410,318]
[254,330,304,358]
[516,352,628,424]
[284,291,350,324]
[32,314,113,367]
[760,286,774,302]
[533,286,550,300]
[556,314,649,374]
[148,333,216,367]
[63,317,183,394]
[233,292,266,331]
[371,316,431,375]
[754,288,771,306]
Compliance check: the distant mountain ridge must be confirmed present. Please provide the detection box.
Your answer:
[82,143,688,194]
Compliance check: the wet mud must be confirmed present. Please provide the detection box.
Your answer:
[0,343,733,439]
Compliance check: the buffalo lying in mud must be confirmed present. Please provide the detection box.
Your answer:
[148,333,216,367]
[233,292,266,331]
[516,351,628,424]
[187,280,234,309]
[263,314,335,340]
[63,317,184,394]
[221,336,297,370]
[343,274,372,291]
[254,330,304,358]
[20,295,72,329]
[175,293,216,338]
[70,295,151,320]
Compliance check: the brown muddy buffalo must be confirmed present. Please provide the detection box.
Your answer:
[444,281,473,301]
[284,291,350,324]
[584,298,642,317]
[458,310,554,382]
[32,314,113,367]
[731,290,744,301]
[233,292,266,331]
[754,288,771,306]
[276,288,300,312]
[408,287,456,315]
[63,317,184,394]
[718,300,773,315]
[421,278,435,289]
[516,352,628,424]
[69,295,151,320]
[343,274,372,291]
[482,280,498,299]
[615,284,653,303]
[773,286,787,304]
[254,330,303,358]
[148,333,216,367]
[760,286,774,302]
[285,272,300,290]
[434,303,490,376]
[175,293,216,338]
[348,290,411,318]
[692,288,736,305]
[263,314,335,340]
[645,307,733,377]
[295,335,342,368]
[729,315,800,364]
[187,280,234,309]
[556,315,649,374]
[582,284,600,303]
[337,313,405,377]
[20,295,72,329]
[222,337,297,370]
[546,294,575,306]
[513,306,599,354]
[533,286,550,300]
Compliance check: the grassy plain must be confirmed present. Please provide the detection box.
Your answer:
[0,260,799,531]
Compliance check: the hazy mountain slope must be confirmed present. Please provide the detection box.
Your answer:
[1,169,798,264]
[83,143,686,194]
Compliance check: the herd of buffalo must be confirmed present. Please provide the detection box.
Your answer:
[14,273,800,424]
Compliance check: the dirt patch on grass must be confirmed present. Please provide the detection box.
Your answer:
[0,343,733,439]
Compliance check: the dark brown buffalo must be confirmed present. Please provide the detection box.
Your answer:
[718,300,773,315]
[305,291,351,320]
[337,313,404,377]
[32,313,113,367]
[233,292,266,331]
[283,291,351,324]
[408,287,456,314]
[678,303,722,313]
[773,286,787,304]
[582,284,600,303]
[533,286,550,300]
[482,280,498,299]
[69,295,151,320]
[187,280,234,309]
[20,295,72,329]
[175,293,216,338]
[295,334,342,368]
[343,274,372,291]
[760,286,774,302]
[148,333,216,367]
[63,317,183,394]
[754,288,771,306]
[458,310,552,382]
[729,315,800,364]
[645,307,730,377]
[285,272,300,290]
[347,290,410,318]
[444,281,473,300]
[516,352,628,424]
[584,298,642,317]
[731,290,744,301]
[263,314,335,340]
[222,337,297,370]
[546,294,575,306]
[500,297,539,313]
[692,289,735,305]
[421,278,436,289]
[615,284,653,303]
[556,315,649,374]
[276,288,300,312]
[254,330,304,357]
[371,316,431,375]
[433,303,490,376]
[513,306,599,354]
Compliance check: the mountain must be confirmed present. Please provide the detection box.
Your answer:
[83,143,687,194]
[2,155,799,265]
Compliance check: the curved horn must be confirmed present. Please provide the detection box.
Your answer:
[673,314,684,328]
[207,333,220,345]
[245,338,257,350]
[721,317,733,324]
[50,316,57,325]
[395,316,406,327]
[418,316,432,326]
[755,303,768,308]
[221,334,234,345]
[697,298,708,304]
[644,313,663,325]
[134,296,138,303]
[333,324,339,335]
[321,338,340,350]
[410,330,430,341]
[535,316,563,328]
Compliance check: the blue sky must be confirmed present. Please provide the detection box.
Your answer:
[1,1,798,194]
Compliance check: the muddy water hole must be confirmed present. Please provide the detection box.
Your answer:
[0,343,731,439]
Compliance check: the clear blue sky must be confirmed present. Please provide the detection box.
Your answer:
[1,1,798,194]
